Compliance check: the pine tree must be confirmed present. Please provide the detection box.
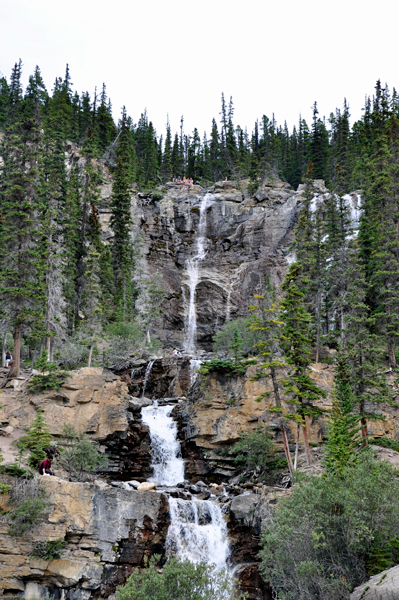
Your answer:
[111,120,134,318]
[161,117,172,182]
[0,110,45,376]
[324,353,362,474]
[18,407,54,468]
[249,279,294,476]
[280,263,326,463]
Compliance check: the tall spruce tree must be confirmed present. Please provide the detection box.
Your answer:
[280,263,326,463]
[0,110,45,375]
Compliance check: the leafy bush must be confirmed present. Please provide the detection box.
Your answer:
[199,358,256,376]
[32,538,67,561]
[370,436,399,453]
[28,350,69,392]
[213,316,259,357]
[58,424,108,481]
[8,497,47,536]
[231,427,285,482]
[0,483,11,494]
[151,191,163,201]
[1,463,30,477]
[259,452,399,600]
[116,555,244,600]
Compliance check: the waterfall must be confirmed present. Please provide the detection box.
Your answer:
[142,388,231,574]
[141,403,185,485]
[166,497,230,569]
[225,285,232,322]
[141,360,154,398]
[189,358,201,387]
[184,194,214,355]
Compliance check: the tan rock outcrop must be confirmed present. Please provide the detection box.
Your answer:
[0,367,129,444]
[0,477,169,596]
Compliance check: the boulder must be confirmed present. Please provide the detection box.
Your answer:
[128,396,153,412]
[350,565,399,599]
[46,559,85,587]
[230,493,259,525]
[137,481,156,491]
[127,480,140,488]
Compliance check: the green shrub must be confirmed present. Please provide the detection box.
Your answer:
[151,192,163,201]
[32,538,67,561]
[259,452,399,600]
[58,424,108,481]
[370,436,399,453]
[199,358,256,376]
[28,350,69,392]
[231,426,285,481]
[213,316,259,357]
[8,497,47,536]
[2,463,30,477]
[0,483,11,494]
[116,555,244,600]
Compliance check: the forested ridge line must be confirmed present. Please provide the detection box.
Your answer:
[1,59,399,386]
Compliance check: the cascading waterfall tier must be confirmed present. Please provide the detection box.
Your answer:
[184,193,214,355]
[141,360,154,398]
[166,497,230,569]
[141,402,185,486]
[141,397,231,573]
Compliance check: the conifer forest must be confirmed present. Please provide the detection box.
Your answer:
[2,59,399,600]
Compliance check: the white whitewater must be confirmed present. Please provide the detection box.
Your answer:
[184,194,214,355]
[141,360,154,398]
[189,358,201,387]
[141,403,185,486]
[166,497,230,569]
[142,389,230,572]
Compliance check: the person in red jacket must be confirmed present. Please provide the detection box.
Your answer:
[38,457,55,476]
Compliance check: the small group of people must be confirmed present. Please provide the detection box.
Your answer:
[38,456,55,476]
[168,348,182,357]
[172,176,196,190]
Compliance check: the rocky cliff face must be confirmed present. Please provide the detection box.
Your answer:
[100,177,303,352]
[0,478,169,599]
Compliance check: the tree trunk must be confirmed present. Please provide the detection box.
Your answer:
[271,366,294,476]
[2,332,7,368]
[293,425,300,471]
[281,423,294,478]
[302,421,312,465]
[315,287,321,363]
[87,343,94,367]
[388,339,396,369]
[10,323,22,377]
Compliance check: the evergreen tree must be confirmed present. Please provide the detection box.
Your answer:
[280,263,326,463]
[0,111,45,375]
[324,353,362,474]
[111,119,134,318]
[18,407,54,468]
[161,117,172,182]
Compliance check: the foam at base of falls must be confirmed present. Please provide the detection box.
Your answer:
[166,497,230,570]
[141,403,184,486]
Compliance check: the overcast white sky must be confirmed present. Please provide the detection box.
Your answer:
[1,0,396,139]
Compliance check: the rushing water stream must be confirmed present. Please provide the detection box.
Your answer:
[141,398,230,569]
[141,402,185,486]
[184,193,214,355]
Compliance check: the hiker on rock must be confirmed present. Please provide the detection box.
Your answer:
[39,456,55,476]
